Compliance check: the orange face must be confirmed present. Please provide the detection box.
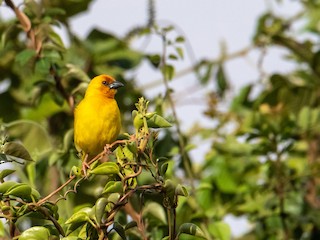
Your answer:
[85,75,124,99]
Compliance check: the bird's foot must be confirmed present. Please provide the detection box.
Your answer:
[82,161,91,178]
[81,154,90,178]
[104,144,113,154]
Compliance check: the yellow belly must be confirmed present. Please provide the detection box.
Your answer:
[74,97,121,156]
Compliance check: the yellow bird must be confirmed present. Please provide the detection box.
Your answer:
[74,74,124,172]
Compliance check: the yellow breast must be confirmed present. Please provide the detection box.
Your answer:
[74,97,121,156]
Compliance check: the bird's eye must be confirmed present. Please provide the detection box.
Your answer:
[102,81,108,86]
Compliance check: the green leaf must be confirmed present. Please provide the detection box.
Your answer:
[0,181,18,194]
[43,202,59,220]
[198,62,214,84]
[169,54,178,60]
[102,181,123,195]
[162,64,175,80]
[297,106,312,131]
[27,163,36,186]
[90,162,120,175]
[65,64,91,83]
[3,141,33,161]
[160,163,168,176]
[19,226,50,240]
[122,145,134,161]
[113,222,126,240]
[126,141,138,154]
[164,179,176,206]
[125,221,138,230]
[147,114,172,128]
[0,169,15,181]
[0,220,4,238]
[48,30,65,49]
[45,0,93,18]
[175,47,184,59]
[61,237,82,240]
[45,7,66,17]
[143,202,167,225]
[208,221,231,240]
[4,183,32,199]
[175,184,188,197]
[62,129,74,152]
[175,36,185,43]
[216,64,229,97]
[66,222,86,236]
[146,54,161,68]
[163,25,174,33]
[178,223,207,239]
[15,49,36,66]
[35,58,51,75]
[133,112,143,130]
[31,188,41,201]
[5,120,52,157]
[66,208,91,224]
[95,197,108,223]
[103,49,142,69]
[231,84,253,111]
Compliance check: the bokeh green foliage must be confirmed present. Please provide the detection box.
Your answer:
[2,0,320,239]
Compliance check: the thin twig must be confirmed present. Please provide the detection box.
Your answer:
[36,175,77,206]
[87,139,129,166]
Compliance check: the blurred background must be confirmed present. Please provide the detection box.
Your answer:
[1,0,320,239]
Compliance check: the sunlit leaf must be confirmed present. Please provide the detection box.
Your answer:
[5,120,52,157]
[177,223,206,239]
[175,47,184,59]
[95,197,108,223]
[147,114,172,128]
[143,202,167,225]
[4,183,32,199]
[102,181,123,195]
[162,64,175,80]
[90,162,120,175]
[19,226,50,240]
[66,208,91,224]
[208,221,231,240]
[0,169,15,181]
[0,181,18,194]
[175,184,188,197]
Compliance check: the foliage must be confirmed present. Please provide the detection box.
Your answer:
[1,0,320,240]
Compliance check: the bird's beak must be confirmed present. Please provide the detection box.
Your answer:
[109,81,124,89]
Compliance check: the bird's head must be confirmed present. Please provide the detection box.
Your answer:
[85,75,124,99]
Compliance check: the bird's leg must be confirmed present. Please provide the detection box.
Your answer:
[104,144,113,154]
[82,153,90,177]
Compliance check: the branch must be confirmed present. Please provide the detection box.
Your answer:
[5,0,42,54]
[36,175,77,206]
